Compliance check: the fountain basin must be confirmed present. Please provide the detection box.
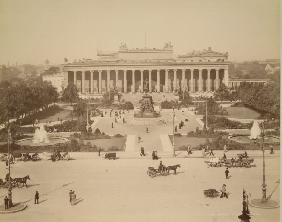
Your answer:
[16,136,69,147]
[229,135,280,145]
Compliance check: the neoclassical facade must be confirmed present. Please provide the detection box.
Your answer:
[63,43,230,95]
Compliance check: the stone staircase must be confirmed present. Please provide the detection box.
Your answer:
[125,134,137,153]
[160,134,173,154]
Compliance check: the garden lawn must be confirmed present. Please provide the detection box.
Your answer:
[170,136,212,150]
[40,107,73,122]
[225,106,260,119]
[82,137,126,151]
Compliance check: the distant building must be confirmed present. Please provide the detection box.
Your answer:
[265,63,280,75]
[42,71,64,93]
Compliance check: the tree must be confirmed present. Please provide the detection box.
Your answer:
[178,90,192,107]
[73,100,87,119]
[61,83,79,105]
[214,84,231,102]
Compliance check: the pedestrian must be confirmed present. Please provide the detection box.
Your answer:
[98,148,101,156]
[225,168,229,179]
[34,191,39,204]
[4,196,8,209]
[220,184,228,198]
[223,144,228,153]
[69,190,73,203]
[111,122,114,128]
[209,148,214,156]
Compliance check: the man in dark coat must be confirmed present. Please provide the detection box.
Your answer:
[34,191,39,204]
[4,196,8,209]
[225,168,229,179]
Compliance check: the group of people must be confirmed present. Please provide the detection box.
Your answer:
[3,190,39,210]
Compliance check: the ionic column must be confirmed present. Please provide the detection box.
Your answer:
[90,71,94,93]
[115,70,119,89]
[82,71,86,93]
[149,70,152,92]
[123,70,127,93]
[224,69,229,87]
[73,71,77,88]
[173,69,177,91]
[182,69,185,90]
[199,69,203,92]
[132,70,135,93]
[165,69,169,92]
[107,70,110,92]
[140,70,144,92]
[215,69,219,90]
[98,70,102,93]
[207,69,211,92]
[190,69,194,92]
[157,70,160,92]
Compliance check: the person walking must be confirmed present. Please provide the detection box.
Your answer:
[209,148,214,156]
[34,191,39,204]
[225,168,229,179]
[4,196,8,209]
[220,184,228,198]
[69,190,73,203]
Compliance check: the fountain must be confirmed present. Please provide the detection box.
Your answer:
[16,122,68,147]
[249,120,261,140]
[32,123,50,144]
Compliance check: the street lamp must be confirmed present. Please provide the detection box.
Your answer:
[7,125,13,208]
[250,121,279,209]
[172,107,175,157]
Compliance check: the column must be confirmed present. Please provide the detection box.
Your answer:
[132,70,135,93]
[215,69,219,90]
[90,71,94,93]
[165,69,169,92]
[182,69,185,90]
[123,70,127,93]
[224,69,229,87]
[115,70,118,89]
[190,69,194,92]
[73,71,77,88]
[98,70,102,93]
[156,70,160,92]
[140,69,144,92]
[106,70,110,92]
[207,69,211,92]
[199,69,203,92]
[173,69,177,91]
[149,70,152,92]
[82,71,85,93]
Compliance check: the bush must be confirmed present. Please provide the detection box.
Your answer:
[203,115,251,129]
[161,100,178,109]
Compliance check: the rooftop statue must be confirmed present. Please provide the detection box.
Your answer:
[163,41,173,50]
[119,42,128,50]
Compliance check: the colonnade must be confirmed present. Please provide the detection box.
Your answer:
[67,68,228,94]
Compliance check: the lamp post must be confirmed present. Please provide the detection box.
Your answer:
[205,100,208,129]
[7,125,13,208]
[250,121,279,208]
[172,107,175,157]
[86,95,90,132]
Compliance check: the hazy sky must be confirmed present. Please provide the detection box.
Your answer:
[0,0,280,65]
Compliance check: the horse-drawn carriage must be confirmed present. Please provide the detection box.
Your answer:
[0,175,30,188]
[147,164,181,178]
[104,152,117,160]
[51,151,70,161]
[205,154,255,168]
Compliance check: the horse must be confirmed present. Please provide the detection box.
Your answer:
[13,175,30,187]
[166,164,181,174]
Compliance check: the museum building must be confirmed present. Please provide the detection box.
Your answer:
[63,43,231,95]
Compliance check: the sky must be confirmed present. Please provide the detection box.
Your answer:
[0,0,280,65]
